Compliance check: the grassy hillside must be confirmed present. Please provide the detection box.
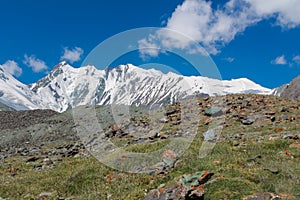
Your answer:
[0,94,299,199]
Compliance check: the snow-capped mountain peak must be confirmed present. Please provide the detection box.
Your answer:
[0,66,46,110]
[0,63,272,112]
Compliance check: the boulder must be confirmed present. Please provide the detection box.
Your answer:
[240,114,262,125]
[143,171,214,200]
[204,107,224,117]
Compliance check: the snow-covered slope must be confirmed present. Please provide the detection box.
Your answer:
[28,62,271,112]
[1,62,272,112]
[0,102,15,111]
[29,61,106,112]
[271,84,289,97]
[0,67,46,110]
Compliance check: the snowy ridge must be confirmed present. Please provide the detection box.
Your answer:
[0,67,46,110]
[0,63,272,112]
[271,84,289,97]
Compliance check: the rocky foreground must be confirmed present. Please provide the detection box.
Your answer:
[0,94,300,199]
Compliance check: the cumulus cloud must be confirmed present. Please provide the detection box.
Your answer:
[293,55,300,65]
[139,0,300,57]
[60,47,84,63]
[272,55,287,65]
[246,0,300,28]
[24,55,48,73]
[0,60,22,77]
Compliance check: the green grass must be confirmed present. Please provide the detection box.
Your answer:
[1,136,299,199]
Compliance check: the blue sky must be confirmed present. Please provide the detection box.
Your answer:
[0,0,300,88]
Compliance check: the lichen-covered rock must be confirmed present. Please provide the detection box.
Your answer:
[204,107,224,117]
[143,171,214,200]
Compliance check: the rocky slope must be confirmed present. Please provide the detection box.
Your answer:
[280,75,300,100]
[0,94,299,199]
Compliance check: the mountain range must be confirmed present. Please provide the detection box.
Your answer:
[0,61,284,112]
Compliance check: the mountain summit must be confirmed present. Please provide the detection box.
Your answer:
[0,63,271,112]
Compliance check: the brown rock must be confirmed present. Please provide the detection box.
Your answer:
[289,142,300,148]
[242,192,281,200]
[143,171,213,200]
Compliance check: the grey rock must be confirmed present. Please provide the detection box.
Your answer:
[240,114,262,125]
[148,130,159,140]
[204,107,224,117]
[247,154,262,162]
[203,129,217,141]
[26,157,40,163]
[43,158,53,166]
[158,117,169,123]
[264,167,280,174]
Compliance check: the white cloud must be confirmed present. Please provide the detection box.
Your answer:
[272,55,287,65]
[60,47,84,63]
[293,55,300,65]
[246,0,300,28]
[139,0,300,57]
[223,57,235,63]
[0,60,22,77]
[24,55,48,73]
[138,35,161,60]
